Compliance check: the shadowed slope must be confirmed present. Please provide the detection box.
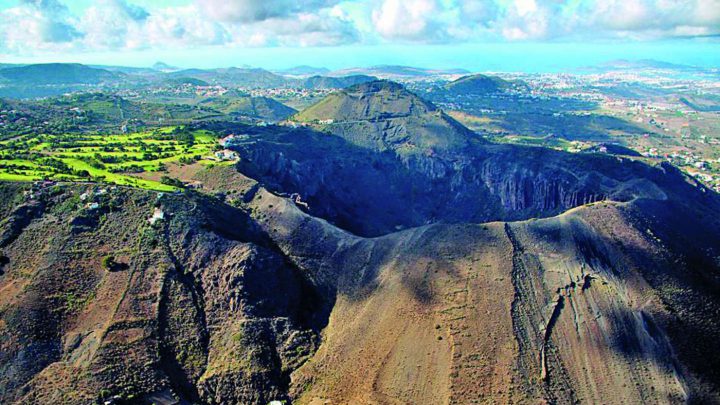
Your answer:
[226,163,719,404]
[2,80,720,405]
[0,183,331,404]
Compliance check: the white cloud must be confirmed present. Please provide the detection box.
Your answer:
[370,0,720,42]
[514,0,537,17]
[372,0,441,41]
[0,0,82,53]
[569,0,720,40]
[0,0,719,55]
[77,1,229,50]
[195,0,340,22]
[140,6,230,47]
[224,10,359,46]
[191,0,358,47]
[80,0,144,49]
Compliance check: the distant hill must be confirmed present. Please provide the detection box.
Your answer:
[679,95,720,112]
[0,64,25,70]
[89,65,157,75]
[46,93,221,124]
[0,63,122,86]
[198,95,296,121]
[0,62,386,96]
[582,59,717,77]
[275,65,330,77]
[595,59,701,71]
[331,65,470,78]
[168,68,208,77]
[582,143,643,157]
[164,77,210,87]
[168,67,288,88]
[300,74,376,89]
[153,61,180,72]
[167,67,377,90]
[294,80,477,152]
[295,80,437,122]
[0,91,292,135]
[444,74,529,94]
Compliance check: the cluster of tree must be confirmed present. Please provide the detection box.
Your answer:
[0,162,35,170]
[0,100,89,138]
[151,127,195,146]
[52,151,179,166]
[78,155,106,169]
[37,157,91,178]
[110,164,145,173]
[160,176,184,188]
[178,155,202,165]
[0,151,38,160]
[0,162,40,176]
[101,253,129,271]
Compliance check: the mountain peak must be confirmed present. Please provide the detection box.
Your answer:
[152,61,178,72]
[347,79,407,93]
[295,80,438,123]
[445,74,528,94]
[0,63,120,86]
[276,65,330,76]
[293,79,478,153]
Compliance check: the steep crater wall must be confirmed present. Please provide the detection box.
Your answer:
[0,183,333,404]
[229,127,686,237]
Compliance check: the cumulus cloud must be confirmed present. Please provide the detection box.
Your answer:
[80,1,229,50]
[140,6,230,47]
[79,0,147,49]
[587,0,720,39]
[0,0,718,55]
[113,0,150,22]
[195,0,340,22]
[1,0,82,51]
[0,0,355,53]
[190,0,358,46]
[369,0,720,42]
[371,0,443,41]
[228,11,359,46]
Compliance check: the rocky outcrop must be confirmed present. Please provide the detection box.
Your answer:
[2,81,720,404]
[238,179,720,404]
[0,183,330,404]
[1,157,720,404]
[227,81,703,237]
[228,123,693,237]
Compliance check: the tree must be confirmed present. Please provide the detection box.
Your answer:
[101,255,115,270]
[160,176,184,188]
[172,127,195,146]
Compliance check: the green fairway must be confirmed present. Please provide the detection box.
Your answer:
[0,126,222,191]
[0,172,42,182]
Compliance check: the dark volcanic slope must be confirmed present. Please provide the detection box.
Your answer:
[293,80,477,151]
[443,73,529,94]
[198,95,297,121]
[234,81,703,237]
[299,74,375,89]
[3,160,719,404]
[0,63,122,86]
[0,183,331,404]
[2,80,720,405]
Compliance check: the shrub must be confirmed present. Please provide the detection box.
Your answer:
[101,255,115,270]
[160,176,184,188]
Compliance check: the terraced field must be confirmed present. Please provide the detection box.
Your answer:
[0,128,221,190]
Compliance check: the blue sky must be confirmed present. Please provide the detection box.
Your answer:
[0,0,718,71]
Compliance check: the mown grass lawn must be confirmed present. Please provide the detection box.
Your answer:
[0,172,42,181]
[0,127,222,191]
